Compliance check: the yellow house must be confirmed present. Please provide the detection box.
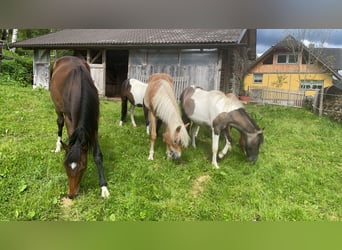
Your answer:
[244,35,342,97]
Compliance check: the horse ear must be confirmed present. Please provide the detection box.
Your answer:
[257,128,264,135]
[173,126,182,142]
[176,125,182,133]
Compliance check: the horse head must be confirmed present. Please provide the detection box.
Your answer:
[61,141,88,198]
[163,124,189,160]
[240,129,264,163]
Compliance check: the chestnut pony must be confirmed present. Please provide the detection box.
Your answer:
[180,86,263,169]
[50,56,109,198]
[144,73,189,160]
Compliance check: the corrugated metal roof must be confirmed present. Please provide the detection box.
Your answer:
[11,29,245,48]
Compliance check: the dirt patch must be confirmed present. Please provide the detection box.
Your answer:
[191,175,211,198]
[61,197,73,208]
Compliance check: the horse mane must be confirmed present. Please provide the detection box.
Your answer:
[235,108,261,133]
[152,79,189,147]
[67,64,99,156]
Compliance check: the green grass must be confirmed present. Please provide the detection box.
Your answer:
[0,84,341,221]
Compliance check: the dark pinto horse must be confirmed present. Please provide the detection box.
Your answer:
[180,86,263,169]
[50,56,110,198]
[119,78,149,133]
[144,73,190,160]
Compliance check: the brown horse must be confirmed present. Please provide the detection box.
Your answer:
[144,73,189,160]
[50,56,109,198]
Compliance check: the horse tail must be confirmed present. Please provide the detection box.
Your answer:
[120,79,129,123]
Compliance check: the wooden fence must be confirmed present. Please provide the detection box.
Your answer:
[132,75,190,102]
[249,87,305,108]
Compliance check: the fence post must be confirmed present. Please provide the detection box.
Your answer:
[319,85,324,116]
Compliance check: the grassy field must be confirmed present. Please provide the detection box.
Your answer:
[0,84,341,221]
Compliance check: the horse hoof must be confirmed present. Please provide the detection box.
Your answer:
[212,163,220,169]
[101,186,110,198]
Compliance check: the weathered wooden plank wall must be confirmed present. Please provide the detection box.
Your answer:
[127,49,221,94]
[33,49,50,89]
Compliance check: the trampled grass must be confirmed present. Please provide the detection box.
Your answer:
[0,84,341,221]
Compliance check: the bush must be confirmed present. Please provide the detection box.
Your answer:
[0,49,33,86]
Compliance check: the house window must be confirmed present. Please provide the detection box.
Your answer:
[253,73,263,83]
[277,54,298,64]
[300,80,324,90]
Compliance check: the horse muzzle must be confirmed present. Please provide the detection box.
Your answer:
[247,155,258,163]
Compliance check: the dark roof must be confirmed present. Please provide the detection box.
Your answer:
[313,48,342,70]
[10,29,246,49]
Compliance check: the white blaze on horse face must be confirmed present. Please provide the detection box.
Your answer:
[70,162,77,170]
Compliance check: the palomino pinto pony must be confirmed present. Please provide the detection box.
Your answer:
[50,56,110,198]
[180,86,263,169]
[144,73,190,160]
[119,78,149,133]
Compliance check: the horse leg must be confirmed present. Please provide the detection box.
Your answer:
[130,103,137,127]
[211,128,220,169]
[143,105,150,135]
[191,123,200,148]
[148,111,157,160]
[119,96,128,126]
[218,126,232,159]
[54,112,64,153]
[93,138,110,198]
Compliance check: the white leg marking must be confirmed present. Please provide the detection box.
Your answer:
[148,139,155,160]
[130,105,137,127]
[55,136,62,153]
[211,130,220,169]
[101,186,110,198]
[119,120,123,126]
[192,125,200,148]
[148,151,154,160]
[218,140,232,159]
[146,125,150,135]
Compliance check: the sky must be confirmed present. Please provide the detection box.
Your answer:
[257,29,342,56]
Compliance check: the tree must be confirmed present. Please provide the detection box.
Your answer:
[231,46,254,95]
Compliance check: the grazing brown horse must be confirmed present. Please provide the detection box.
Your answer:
[144,73,189,160]
[50,56,109,198]
[180,86,263,169]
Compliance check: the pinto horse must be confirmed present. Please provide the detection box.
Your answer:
[119,78,149,133]
[50,56,110,198]
[180,86,263,169]
[144,73,190,160]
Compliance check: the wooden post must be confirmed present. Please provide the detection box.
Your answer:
[319,83,324,116]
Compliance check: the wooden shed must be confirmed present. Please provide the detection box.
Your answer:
[10,29,256,97]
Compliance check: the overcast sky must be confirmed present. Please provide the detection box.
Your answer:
[257,29,342,56]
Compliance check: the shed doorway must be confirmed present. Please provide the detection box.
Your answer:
[106,50,129,97]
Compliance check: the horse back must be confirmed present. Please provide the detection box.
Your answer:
[50,56,93,122]
[144,73,174,111]
[182,87,244,126]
